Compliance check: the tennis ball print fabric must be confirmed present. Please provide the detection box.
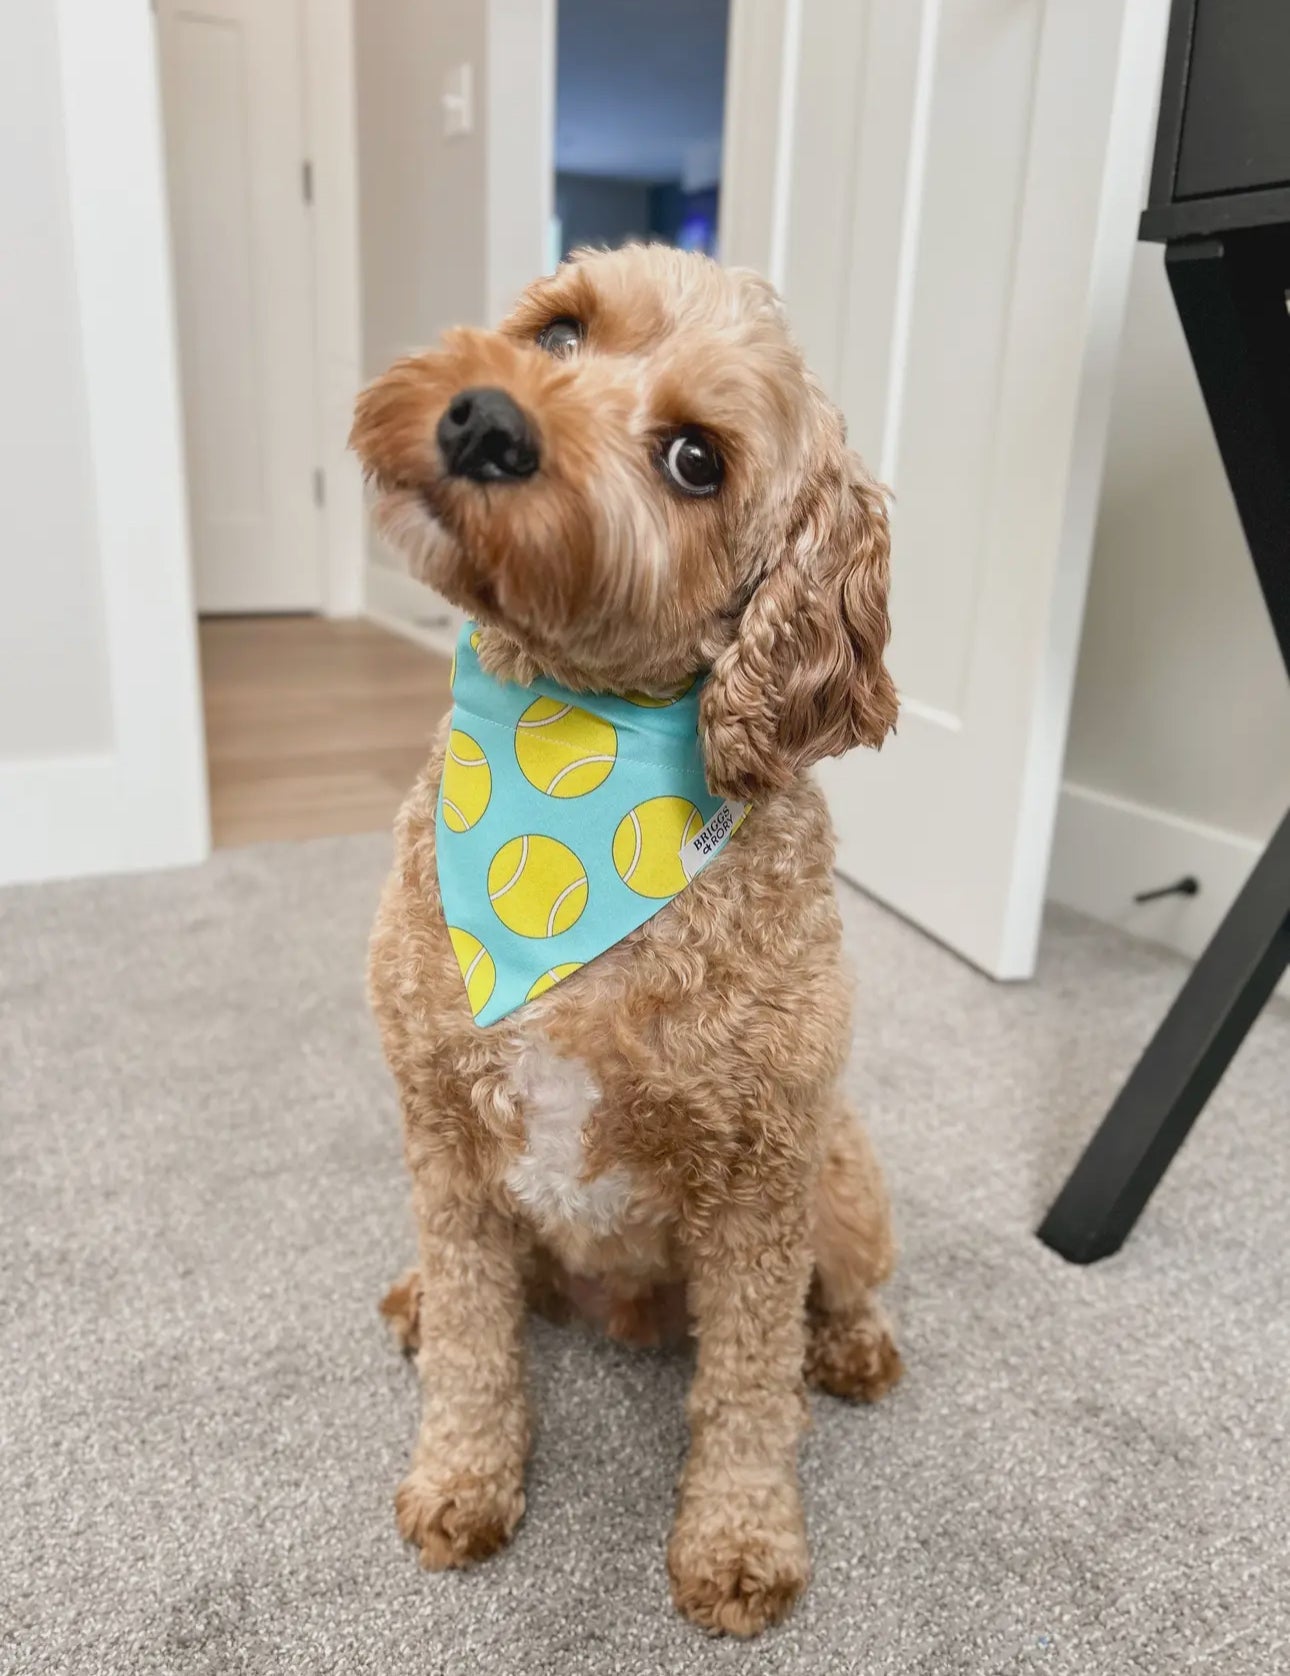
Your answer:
[435,622,747,1025]
[441,732,492,831]
[514,697,618,796]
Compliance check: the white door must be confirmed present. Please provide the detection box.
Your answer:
[722,0,1170,978]
[157,0,320,613]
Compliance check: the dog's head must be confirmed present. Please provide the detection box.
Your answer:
[351,244,897,798]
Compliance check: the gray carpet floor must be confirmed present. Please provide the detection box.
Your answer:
[2,834,1287,1676]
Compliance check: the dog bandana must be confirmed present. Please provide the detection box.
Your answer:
[435,622,747,1026]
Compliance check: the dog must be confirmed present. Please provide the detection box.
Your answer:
[350,243,902,1637]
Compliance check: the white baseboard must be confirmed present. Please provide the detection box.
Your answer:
[362,561,463,661]
[0,753,209,888]
[1049,780,1287,1000]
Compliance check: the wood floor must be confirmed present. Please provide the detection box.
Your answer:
[200,615,451,847]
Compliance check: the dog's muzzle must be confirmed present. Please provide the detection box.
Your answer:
[437,387,539,483]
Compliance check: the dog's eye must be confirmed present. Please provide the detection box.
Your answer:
[536,318,582,358]
[660,430,723,498]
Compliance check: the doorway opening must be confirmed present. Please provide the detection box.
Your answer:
[553,0,729,261]
[155,0,446,847]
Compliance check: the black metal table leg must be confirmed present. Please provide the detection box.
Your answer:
[1039,227,1290,1263]
[1038,809,1290,1264]
[1163,232,1290,677]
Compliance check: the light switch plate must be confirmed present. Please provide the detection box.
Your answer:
[442,63,473,139]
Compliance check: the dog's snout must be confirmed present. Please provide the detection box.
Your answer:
[437,387,539,483]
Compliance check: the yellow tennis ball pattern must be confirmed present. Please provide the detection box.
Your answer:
[623,679,694,707]
[448,927,495,1013]
[488,835,588,938]
[526,962,583,1000]
[452,631,481,689]
[514,698,618,798]
[612,796,704,899]
[441,730,492,832]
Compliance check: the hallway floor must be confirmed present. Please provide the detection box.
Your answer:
[199,615,451,847]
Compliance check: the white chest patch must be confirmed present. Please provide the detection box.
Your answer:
[504,1041,632,1235]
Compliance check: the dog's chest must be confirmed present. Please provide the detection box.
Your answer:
[503,1036,633,1235]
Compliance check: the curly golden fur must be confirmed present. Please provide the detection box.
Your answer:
[351,245,902,1637]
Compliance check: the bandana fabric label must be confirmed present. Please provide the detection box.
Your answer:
[435,623,746,1026]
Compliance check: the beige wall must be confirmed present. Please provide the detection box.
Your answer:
[355,0,549,379]
[355,0,487,382]
[354,0,550,597]
[1065,245,1290,842]
[355,0,489,588]
[0,0,111,759]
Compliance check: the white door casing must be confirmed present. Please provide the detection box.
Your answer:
[722,0,1172,978]
[157,0,321,613]
[0,0,209,888]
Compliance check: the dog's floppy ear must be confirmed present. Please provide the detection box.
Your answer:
[700,450,897,800]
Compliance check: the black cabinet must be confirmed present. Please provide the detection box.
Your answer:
[1142,0,1290,239]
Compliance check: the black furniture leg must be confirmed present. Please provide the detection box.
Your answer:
[1038,809,1290,1264]
[1163,233,1290,678]
[1040,228,1290,1263]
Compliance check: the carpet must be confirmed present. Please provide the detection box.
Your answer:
[1,834,1286,1676]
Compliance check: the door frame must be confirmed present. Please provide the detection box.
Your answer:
[0,0,210,887]
[299,0,364,618]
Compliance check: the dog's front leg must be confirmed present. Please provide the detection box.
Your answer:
[668,1191,813,1636]
[394,1176,529,1570]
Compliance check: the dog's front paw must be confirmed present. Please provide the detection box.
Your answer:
[805,1301,904,1403]
[667,1504,809,1636]
[395,1463,525,1570]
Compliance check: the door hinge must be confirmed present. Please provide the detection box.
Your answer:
[301,159,314,205]
[313,468,325,507]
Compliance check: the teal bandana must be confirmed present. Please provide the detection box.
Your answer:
[436,622,747,1026]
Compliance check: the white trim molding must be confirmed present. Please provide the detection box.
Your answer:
[718,0,793,275]
[303,0,365,617]
[0,0,209,888]
[1049,781,1288,1000]
[364,561,463,662]
[486,0,556,316]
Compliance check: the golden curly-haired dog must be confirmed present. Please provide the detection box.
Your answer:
[351,244,903,1637]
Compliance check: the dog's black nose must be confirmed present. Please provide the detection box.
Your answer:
[436,387,539,482]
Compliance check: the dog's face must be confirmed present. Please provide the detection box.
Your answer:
[351,244,897,797]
